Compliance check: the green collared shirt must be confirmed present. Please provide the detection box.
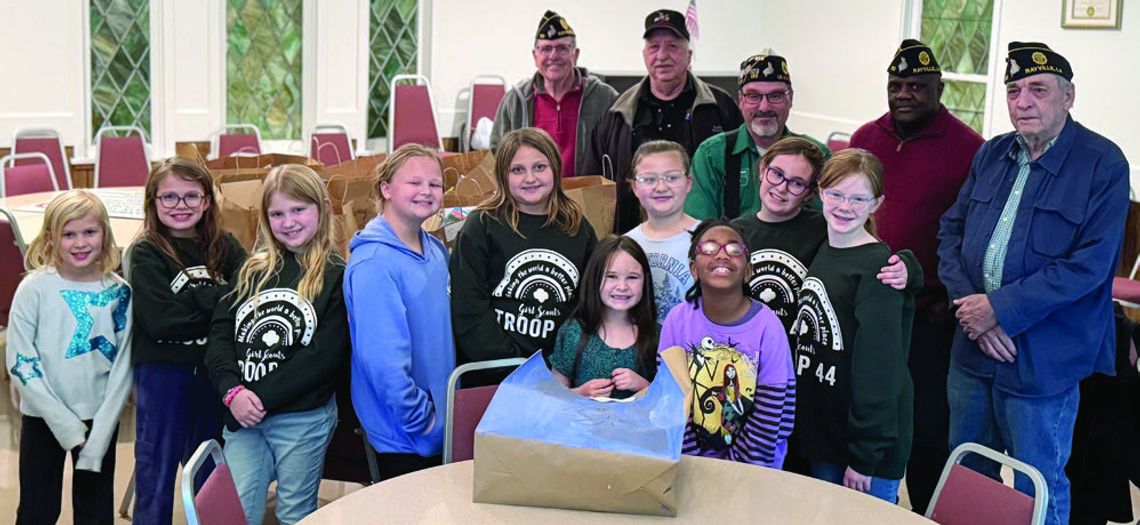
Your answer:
[686,124,830,221]
[982,134,1057,292]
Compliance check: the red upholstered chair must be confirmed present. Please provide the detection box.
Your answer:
[463,75,507,151]
[442,357,526,464]
[182,440,246,525]
[309,123,355,166]
[212,124,263,158]
[926,442,1047,525]
[12,128,72,190]
[827,131,851,152]
[0,209,28,327]
[94,126,150,188]
[389,74,444,153]
[1,153,58,197]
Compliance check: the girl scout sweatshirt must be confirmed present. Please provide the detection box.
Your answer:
[128,234,247,366]
[5,269,133,472]
[791,242,916,479]
[206,251,349,431]
[344,215,456,457]
[450,210,597,365]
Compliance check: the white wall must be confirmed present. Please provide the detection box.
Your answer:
[0,1,88,152]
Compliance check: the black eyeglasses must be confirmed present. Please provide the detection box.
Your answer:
[157,192,206,209]
[764,167,811,196]
[740,90,790,105]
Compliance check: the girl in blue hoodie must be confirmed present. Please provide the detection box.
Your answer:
[344,144,456,480]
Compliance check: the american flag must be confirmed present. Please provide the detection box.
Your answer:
[684,0,700,40]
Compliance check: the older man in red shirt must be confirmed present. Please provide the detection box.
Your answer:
[850,39,983,515]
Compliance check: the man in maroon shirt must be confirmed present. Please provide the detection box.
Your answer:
[850,39,983,515]
[490,10,618,177]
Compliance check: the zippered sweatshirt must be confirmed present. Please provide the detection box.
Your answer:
[5,268,133,472]
[206,251,349,431]
[450,210,597,365]
[490,67,619,176]
[345,215,456,456]
[128,234,247,365]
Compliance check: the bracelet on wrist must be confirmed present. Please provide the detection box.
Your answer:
[224,385,245,407]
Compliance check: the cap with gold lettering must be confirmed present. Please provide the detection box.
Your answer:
[888,39,941,77]
[739,54,791,87]
[1005,41,1072,82]
[536,10,575,41]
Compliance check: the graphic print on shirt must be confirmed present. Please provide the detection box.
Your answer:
[791,277,843,387]
[232,288,317,382]
[492,249,579,343]
[687,337,757,451]
[163,265,219,346]
[646,250,691,321]
[747,249,808,325]
[60,284,132,362]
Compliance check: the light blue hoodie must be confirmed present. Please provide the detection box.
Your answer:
[345,214,455,456]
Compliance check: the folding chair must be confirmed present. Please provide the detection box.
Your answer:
[182,439,246,525]
[212,124,263,158]
[1,153,58,197]
[94,125,150,188]
[463,75,507,151]
[827,131,851,152]
[309,123,355,166]
[12,127,72,190]
[388,74,445,153]
[926,442,1048,525]
[0,209,28,327]
[442,357,526,464]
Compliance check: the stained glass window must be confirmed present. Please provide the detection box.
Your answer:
[90,0,151,139]
[368,0,419,139]
[227,0,303,140]
[921,0,994,133]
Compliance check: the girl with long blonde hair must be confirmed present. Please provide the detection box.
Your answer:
[204,164,349,524]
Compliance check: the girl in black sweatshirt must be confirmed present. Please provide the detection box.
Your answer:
[450,128,597,383]
[205,164,349,525]
[129,157,246,525]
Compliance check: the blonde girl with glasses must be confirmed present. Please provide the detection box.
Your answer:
[789,148,916,504]
[127,157,247,525]
[625,140,699,324]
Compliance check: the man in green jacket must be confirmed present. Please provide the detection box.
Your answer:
[490,10,618,178]
[686,54,830,221]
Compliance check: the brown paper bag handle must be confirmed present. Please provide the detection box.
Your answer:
[454,172,487,196]
[325,174,350,204]
[442,166,460,181]
[601,154,614,180]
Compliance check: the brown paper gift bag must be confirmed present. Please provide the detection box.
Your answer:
[326,174,378,235]
[441,150,492,190]
[217,179,263,250]
[325,153,388,180]
[207,154,323,184]
[473,353,686,517]
[563,176,616,238]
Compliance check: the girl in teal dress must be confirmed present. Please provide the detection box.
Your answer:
[549,235,659,399]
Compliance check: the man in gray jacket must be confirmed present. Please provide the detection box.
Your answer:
[490,10,618,177]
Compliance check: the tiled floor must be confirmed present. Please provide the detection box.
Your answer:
[2,363,1138,523]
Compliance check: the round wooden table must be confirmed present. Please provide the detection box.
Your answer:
[0,188,145,249]
[299,457,934,524]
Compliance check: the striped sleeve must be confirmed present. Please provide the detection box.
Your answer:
[728,310,796,468]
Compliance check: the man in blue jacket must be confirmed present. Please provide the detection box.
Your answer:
[937,42,1129,525]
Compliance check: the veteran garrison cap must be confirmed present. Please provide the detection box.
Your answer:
[739,53,791,87]
[643,9,689,40]
[536,10,575,40]
[1005,41,1072,82]
[888,39,941,77]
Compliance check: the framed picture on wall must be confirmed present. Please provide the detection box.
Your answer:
[1062,0,1123,29]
